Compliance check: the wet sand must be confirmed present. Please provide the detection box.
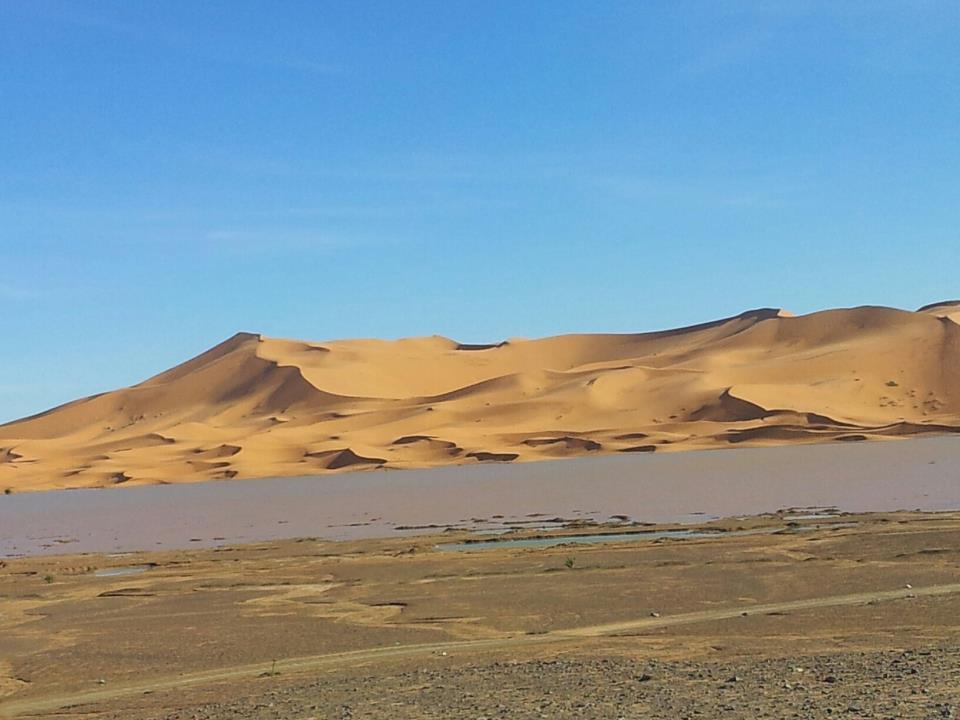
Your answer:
[1,436,959,557]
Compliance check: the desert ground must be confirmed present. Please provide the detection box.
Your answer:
[1,301,959,492]
[2,511,960,718]
[2,302,959,718]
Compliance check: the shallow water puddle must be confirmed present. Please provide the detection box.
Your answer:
[94,565,153,577]
[436,527,778,551]
[793,522,858,532]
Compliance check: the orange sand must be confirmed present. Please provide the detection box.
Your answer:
[2,301,959,491]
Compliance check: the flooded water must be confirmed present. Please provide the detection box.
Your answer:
[1,436,958,557]
[93,565,153,577]
[435,521,863,551]
[435,527,780,552]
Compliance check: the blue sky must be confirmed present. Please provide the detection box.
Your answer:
[1,1,958,422]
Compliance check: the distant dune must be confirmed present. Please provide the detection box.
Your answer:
[2,302,959,491]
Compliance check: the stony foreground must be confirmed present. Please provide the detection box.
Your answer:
[119,649,959,720]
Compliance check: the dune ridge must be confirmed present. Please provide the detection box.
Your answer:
[2,303,959,491]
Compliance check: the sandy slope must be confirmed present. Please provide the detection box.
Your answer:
[1,302,959,491]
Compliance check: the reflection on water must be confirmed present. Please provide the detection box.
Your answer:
[94,565,153,577]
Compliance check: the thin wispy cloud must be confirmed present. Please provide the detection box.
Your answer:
[0,383,33,395]
[0,283,39,302]
[11,1,344,76]
[579,171,807,210]
[204,229,342,246]
[256,57,342,76]
[202,228,403,252]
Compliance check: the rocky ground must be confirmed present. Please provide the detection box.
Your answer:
[121,648,959,720]
[5,512,960,719]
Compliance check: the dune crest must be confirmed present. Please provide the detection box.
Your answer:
[2,303,960,491]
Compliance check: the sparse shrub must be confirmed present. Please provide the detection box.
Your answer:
[258,659,281,677]
[3,488,11,495]
[43,574,54,584]
[886,380,899,387]
[564,556,576,570]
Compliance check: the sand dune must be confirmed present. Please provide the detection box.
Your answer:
[2,302,959,491]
